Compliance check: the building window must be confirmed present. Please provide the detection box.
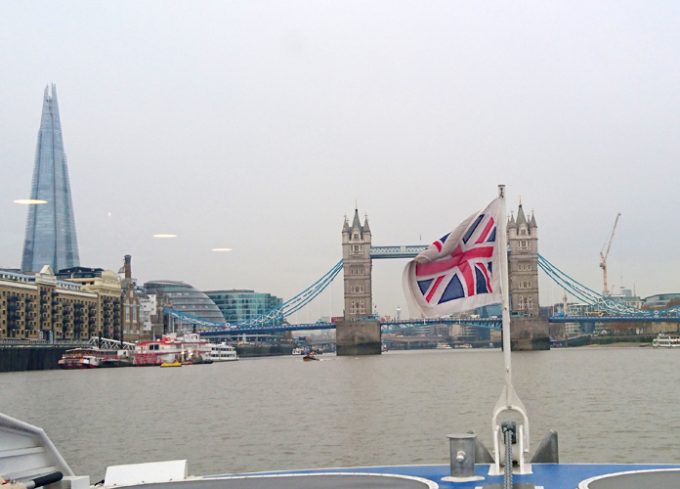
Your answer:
[517,297,525,310]
[352,245,361,255]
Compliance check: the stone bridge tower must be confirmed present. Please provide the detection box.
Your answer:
[337,208,381,355]
[507,203,539,316]
[507,203,549,349]
[342,209,372,319]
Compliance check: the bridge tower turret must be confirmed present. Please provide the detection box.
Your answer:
[507,203,540,317]
[342,209,373,319]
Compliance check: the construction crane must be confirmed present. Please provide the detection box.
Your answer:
[600,212,621,296]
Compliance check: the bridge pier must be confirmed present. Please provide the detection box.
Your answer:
[510,318,550,351]
[336,319,382,355]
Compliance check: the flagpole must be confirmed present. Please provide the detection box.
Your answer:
[490,184,531,476]
[497,184,512,398]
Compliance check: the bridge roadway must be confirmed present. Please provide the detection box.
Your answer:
[200,318,501,337]
[369,245,428,259]
[549,315,680,323]
[200,315,680,337]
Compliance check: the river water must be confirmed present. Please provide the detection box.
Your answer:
[2,347,680,479]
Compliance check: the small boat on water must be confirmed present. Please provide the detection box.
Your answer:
[652,333,680,348]
[302,353,319,361]
[159,360,182,368]
[57,348,131,369]
[291,347,304,355]
[208,342,239,362]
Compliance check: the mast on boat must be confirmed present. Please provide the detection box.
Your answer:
[490,184,531,476]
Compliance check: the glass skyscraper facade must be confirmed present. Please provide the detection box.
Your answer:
[205,290,283,325]
[21,85,80,273]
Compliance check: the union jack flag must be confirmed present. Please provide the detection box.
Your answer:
[403,197,502,317]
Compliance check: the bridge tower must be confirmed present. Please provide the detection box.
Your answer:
[507,204,539,316]
[507,203,549,349]
[337,208,381,355]
[342,209,372,318]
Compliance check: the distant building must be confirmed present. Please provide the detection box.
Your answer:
[0,266,121,341]
[643,293,680,309]
[57,258,144,340]
[144,281,225,327]
[608,287,642,309]
[21,85,80,273]
[206,290,283,324]
[507,203,539,316]
[118,255,143,340]
[56,266,105,281]
[138,293,158,333]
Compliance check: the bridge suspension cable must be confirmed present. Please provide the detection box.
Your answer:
[229,259,344,329]
[163,261,344,331]
[538,254,680,317]
[164,308,227,328]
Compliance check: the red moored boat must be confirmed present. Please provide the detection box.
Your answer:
[133,333,212,366]
[58,347,131,369]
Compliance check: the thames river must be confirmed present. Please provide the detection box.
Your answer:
[3,347,680,480]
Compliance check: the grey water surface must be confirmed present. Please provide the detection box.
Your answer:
[2,348,680,480]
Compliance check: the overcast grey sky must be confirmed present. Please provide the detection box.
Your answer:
[1,1,679,321]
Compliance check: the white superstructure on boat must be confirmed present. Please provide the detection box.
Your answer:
[652,333,680,348]
[134,333,212,366]
[208,342,239,362]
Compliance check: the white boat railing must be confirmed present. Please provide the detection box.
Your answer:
[0,413,77,483]
[88,337,137,351]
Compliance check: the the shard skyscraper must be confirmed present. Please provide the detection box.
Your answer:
[21,84,80,273]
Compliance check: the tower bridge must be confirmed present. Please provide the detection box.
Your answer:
[181,204,547,352]
[166,204,680,350]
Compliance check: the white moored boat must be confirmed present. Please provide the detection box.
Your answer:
[208,342,239,362]
[652,333,680,348]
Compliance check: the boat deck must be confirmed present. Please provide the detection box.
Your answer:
[200,463,680,489]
